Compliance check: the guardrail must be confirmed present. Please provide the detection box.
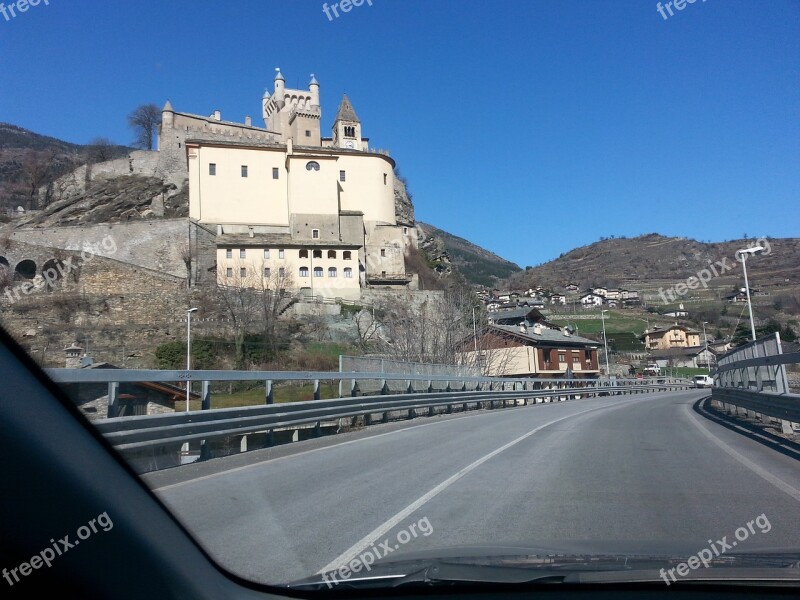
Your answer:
[46,369,692,472]
[711,332,800,434]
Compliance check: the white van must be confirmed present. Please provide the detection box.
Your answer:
[692,375,714,388]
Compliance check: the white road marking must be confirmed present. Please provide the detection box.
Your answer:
[317,397,652,574]
[684,404,800,503]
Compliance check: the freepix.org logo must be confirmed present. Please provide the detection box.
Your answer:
[1,0,50,23]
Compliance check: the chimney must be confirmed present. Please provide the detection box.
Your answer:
[518,322,527,334]
[533,324,543,335]
[212,110,221,121]
[245,115,252,126]
[64,342,83,369]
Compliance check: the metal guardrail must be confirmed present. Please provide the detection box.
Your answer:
[711,333,800,433]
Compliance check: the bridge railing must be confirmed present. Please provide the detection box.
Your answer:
[711,332,800,434]
[45,369,691,473]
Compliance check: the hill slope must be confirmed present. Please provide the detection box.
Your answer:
[502,233,800,295]
[417,222,521,287]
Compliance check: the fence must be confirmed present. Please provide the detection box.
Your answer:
[712,332,800,434]
[338,356,482,395]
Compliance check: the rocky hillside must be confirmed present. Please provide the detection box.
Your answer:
[502,233,800,294]
[416,223,521,287]
[0,123,131,213]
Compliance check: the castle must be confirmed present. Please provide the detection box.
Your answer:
[158,69,417,300]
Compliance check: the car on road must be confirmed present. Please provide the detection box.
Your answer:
[692,375,714,388]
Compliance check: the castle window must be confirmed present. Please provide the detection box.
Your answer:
[380,248,386,257]
[403,227,408,235]
[241,165,248,178]
[263,249,270,259]
[239,249,246,259]
[305,130,311,137]
[312,229,320,239]
[225,249,232,259]
[344,267,353,278]
[240,267,247,278]
[209,163,216,176]
[328,267,337,278]
[226,267,233,278]
[344,125,355,138]
[343,251,352,260]
[278,249,285,259]
[327,250,336,259]
[313,249,322,259]
[339,170,346,182]
[279,267,285,277]
[306,161,320,171]
[299,249,309,259]
[272,167,279,179]
[299,267,309,278]
[264,267,271,277]
[384,173,387,185]
[314,267,323,277]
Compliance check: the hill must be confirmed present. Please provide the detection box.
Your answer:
[502,234,800,298]
[417,222,521,287]
[0,123,130,213]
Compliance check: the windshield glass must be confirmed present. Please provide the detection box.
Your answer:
[1,0,798,591]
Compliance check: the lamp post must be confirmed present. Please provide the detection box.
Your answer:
[601,309,610,377]
[186,308,198,412]
[472,305,478,352]
[735,246,765,343]
[702,321,709,372]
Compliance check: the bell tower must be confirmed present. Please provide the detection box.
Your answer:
[332,94,362,150]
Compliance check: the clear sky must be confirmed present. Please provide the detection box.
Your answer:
[1,0,798,267]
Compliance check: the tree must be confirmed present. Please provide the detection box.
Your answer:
[20,150,54,209]
[86,137,118,163]
[780,323,797,343]
[127,104,162,150]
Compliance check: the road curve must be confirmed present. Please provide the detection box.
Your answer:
[148,390,800,585]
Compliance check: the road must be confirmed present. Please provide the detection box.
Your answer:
[147,390,800,585]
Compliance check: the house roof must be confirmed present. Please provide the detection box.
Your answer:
[489,324,600,348]
[649,346,712,358]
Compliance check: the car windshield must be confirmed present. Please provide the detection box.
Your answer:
[1,0,799,592]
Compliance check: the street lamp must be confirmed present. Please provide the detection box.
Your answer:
[735,246,765,343]
[702,321,709,372]
[472,305,478,353]
[601,309,610,377]
[186,308,198,412]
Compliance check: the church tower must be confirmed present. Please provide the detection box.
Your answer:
[332,95,364,150]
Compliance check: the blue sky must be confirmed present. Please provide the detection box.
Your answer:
[1,0,798,267]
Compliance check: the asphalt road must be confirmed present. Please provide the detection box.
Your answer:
[148,390,800,585]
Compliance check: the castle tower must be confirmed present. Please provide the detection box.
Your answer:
[262,69,320,144]
[332,95,363,150]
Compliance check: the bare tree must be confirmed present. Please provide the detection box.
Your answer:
[214,261,261,368]
[352,305,383,352]
[86,137,118,163]
[181,244,193,288]
[127,104,162,150]
[20,150,54,209]
[250,263,295,360]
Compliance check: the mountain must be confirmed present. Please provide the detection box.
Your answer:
[417,222,521,287]
[500,233,800,295]
[0,123,130,213]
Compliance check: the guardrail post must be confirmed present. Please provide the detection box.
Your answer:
[266,380,274,405]
[408,407,415,420]
[407,380,413,394]
[314,421,322,437]
[201,380,211,410]
[427,380,433,393]
[107,381,119,418]
[365,412,372,426]
[381,380,389,395]
[382,411,389,423]
[314,379,321,401]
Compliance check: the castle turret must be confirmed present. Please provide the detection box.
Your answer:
[274,67,285,110]
[309,73,320,108]
[161,100,174,129]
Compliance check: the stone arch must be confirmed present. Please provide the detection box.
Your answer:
[41,258,66,289]
[14,259,37,281]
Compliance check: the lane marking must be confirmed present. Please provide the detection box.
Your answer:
[317,396,654,574]
[684,404,800,503]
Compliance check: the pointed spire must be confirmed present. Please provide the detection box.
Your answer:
[162,100,174,112]
[335,94,360,123]
[274,67,284,81]
[309,73,319,85]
